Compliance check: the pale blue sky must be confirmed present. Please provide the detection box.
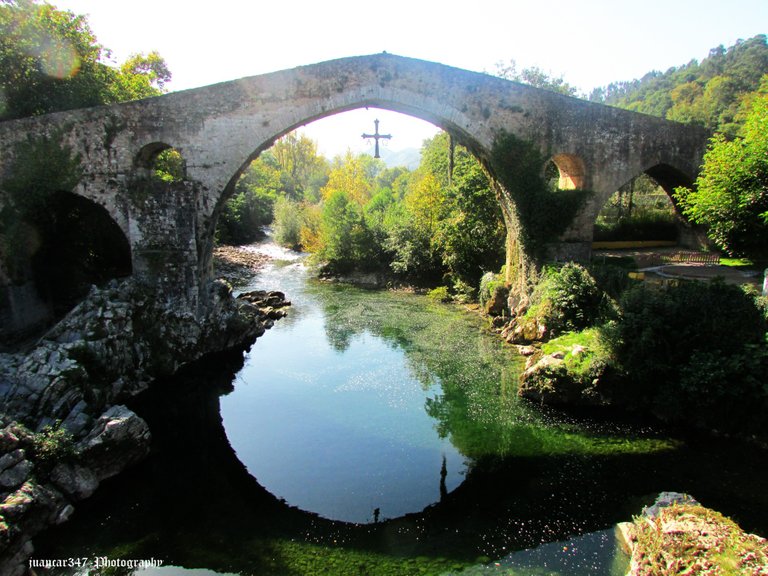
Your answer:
[51,0,768,156]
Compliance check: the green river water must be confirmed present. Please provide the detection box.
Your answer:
[34,240,768,575]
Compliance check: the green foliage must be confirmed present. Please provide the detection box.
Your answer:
[30,421,76,472]
[490,132,591,256]
[151,148,184,182]
[426,285,450,302]
[493,59,579,96]
[528,263,604,337]
[0,133,83,281]
[217,154,282,245]
[603,280,768,433]
[0,0,171,120]
[590,35,768,135]
[272,196,304,250]
[674,82,768,259]
[272,132,329,202]
[120,50,171,91]
[316,190,380,274]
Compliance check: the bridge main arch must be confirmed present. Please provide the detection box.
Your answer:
[0,53,711,317]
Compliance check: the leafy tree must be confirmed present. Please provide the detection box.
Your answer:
[217,153,282,245]
[493,59,578,96]
[271,133,328,201]
[674,81,768,259]
[272,196,303,250]
[120,50,171,90]
[0,0,170,120]
[321,152,382,206]
[317,190,379,273]
[431,138,506,287]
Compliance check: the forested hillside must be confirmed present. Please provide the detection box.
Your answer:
[589,34,768,136]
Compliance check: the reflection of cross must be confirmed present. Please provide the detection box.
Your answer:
[361,119,392,158]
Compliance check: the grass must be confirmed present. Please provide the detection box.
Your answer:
[720,257,755,267]
[541,329,609,377]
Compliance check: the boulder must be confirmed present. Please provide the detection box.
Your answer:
[50,463,99,500]
[78,405,151,481]
[484,284,509,317]
[518,353,606,406]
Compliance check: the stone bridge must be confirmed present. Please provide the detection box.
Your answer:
[0,53,709,335]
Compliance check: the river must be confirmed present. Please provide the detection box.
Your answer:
[34,239,768,575]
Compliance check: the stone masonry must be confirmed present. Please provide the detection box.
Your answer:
[0,53,710,325]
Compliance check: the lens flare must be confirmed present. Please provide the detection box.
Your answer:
[38,38,81,79]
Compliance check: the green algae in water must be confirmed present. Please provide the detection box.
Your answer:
[31,243,768,576]
[305,280,678,461]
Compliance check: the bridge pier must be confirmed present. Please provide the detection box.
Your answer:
[126,179,202,314]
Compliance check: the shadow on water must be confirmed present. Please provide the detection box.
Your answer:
[35,342,768,576]
[33,242,768,575]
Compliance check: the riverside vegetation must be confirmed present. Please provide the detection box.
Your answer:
[2,2,768,571]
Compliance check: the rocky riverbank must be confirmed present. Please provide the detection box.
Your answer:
[214,244,271,286]
[0,275,289,575]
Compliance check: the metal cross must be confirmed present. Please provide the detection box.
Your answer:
[361,119,392,158]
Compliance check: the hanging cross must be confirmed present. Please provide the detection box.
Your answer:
[361,119,392,158]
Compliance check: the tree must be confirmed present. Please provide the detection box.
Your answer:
[217,153,282,244]
[0,0,170,120]
[417,133,506,288]
[493,59,578,96]
[675,80,768,259]
[591,35,768,135]
[321,152,382,206]
[317,190,379,273]
[271,133,328,201]
[120,51,171,90]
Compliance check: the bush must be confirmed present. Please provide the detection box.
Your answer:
[479,271,505,307]
[603,279,768,433]
[525,263,604,338]
[427,286,451,302]
[30,422,76,473]
[273,197,304,249]
[593,212,679,242]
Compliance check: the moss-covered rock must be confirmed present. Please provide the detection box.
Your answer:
[618,492,768,575]
[518,329,611,406]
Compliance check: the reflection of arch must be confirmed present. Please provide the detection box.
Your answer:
[36,343,768,574]
[549,153,586,190]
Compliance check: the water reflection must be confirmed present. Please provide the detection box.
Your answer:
[33,241,768,575]
[34,330,768,575]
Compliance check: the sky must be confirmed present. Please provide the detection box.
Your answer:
[49,0,768,158]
